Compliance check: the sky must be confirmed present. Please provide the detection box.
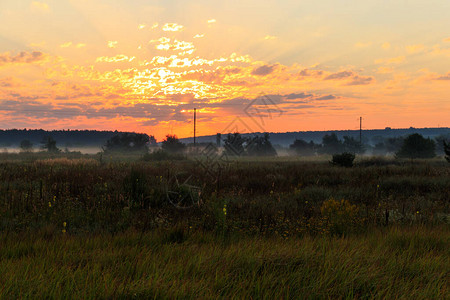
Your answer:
[0,0,449,141]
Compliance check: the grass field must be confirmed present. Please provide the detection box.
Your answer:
[0,153,449,298]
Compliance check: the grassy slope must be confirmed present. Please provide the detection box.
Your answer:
[0,226,448,299]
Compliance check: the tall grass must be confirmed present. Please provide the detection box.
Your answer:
[0,226,448,299]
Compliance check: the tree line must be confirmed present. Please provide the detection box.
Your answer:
[14,130,450,162]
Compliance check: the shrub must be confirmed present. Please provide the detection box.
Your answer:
[331,152,355,167]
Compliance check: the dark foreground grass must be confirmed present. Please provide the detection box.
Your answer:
[0,226,448,299]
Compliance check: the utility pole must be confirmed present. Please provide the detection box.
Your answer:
[193,108,196,147]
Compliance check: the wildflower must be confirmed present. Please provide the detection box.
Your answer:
[63,222,67,227]
[416,211,420,214]
[62,229,66,233]
[53,195,56,202]
[223,204,227,216]
[48,202,52,208]
[270,190,274,195]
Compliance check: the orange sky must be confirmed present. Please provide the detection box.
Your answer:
[0,0,449,141]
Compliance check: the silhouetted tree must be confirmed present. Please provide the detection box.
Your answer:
[396,133,436,159]
[342,136,364,154]
[224,133,246,156]
[444,141,450,163]
[321,133,343,154]
[289,139,317,156]
[385,137,404,154]
[216,133,222,147]
[41,136,60,153]
[103,133,153,152]
[246,133,277,156]
[435,135,450,155]
[20,139,33,152]
[161,135,186,154]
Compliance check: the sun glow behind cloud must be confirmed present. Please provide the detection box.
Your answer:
[0,0,449,140]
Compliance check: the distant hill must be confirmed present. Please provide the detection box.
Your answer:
[180,127,450,147]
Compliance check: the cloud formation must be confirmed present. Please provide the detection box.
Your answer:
[0,51,48,67]
[162,23,184,32]
[252,65,275,76]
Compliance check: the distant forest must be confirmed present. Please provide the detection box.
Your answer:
[181,127,450,148]
[0,127,449,155]
[0,129,152,149]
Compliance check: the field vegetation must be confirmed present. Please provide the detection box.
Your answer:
[0,152,448,298]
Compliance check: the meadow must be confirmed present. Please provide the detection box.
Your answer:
[0,152,449,298]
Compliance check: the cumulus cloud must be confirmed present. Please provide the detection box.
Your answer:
[299,69,323,77]
[108,41,118,48]
[285,92,313,99]
[435,72,450,80]
[96,55,135,63]
[251,65,275,76]
[346,76,374,85]
[316,95,338,100]
[0,51,48,67]
[0,77,21,88]
[324,71,353,80]
[162,23,184,32]
[154,39,195,52]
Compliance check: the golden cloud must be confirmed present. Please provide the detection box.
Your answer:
[107,41,118,48]
[162,23,184,32]
[96,55,136,63]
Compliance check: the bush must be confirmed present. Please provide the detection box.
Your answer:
[331,152,355,167]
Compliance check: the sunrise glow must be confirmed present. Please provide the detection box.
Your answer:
[1,0,449,140]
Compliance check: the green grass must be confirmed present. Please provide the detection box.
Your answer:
[0,226,448,299]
